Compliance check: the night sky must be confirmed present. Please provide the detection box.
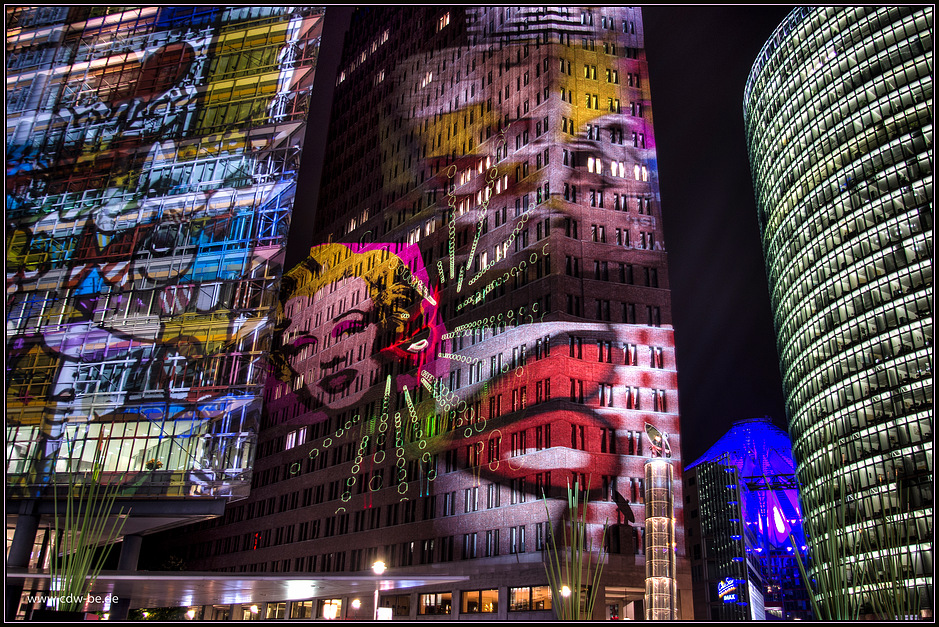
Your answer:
[290,6,796,465]
[642,6,794,462]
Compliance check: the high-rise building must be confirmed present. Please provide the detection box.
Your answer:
[744,6,932,618]
[683,417,812,621]
[159,7,693,621]
[5,6,324,619]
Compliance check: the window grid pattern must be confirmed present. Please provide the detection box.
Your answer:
[744,5,933,610]
[5,6,325,495]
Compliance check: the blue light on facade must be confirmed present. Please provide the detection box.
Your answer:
[685,417,813,620]
[688,417,806,551]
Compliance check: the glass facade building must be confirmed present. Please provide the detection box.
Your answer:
[6,5,322,501]
[684,417,811,621]
[5,12,324,617]
[744,6,932,616]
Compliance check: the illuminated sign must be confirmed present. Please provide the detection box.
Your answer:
[718,578,738,603]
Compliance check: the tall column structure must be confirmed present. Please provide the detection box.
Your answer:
[644,457,678,620]
[744,6,932,618]
[160,7,692,620]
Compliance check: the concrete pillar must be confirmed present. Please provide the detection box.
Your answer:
[108,534,142,621]
[6,510,40,621]
[116,534,142,571]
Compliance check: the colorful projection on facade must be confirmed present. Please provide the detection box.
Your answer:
[159,12,685,602]
[244,12,679,579]
[689,418,805,551]
[268,202,675,531]
[268,242,445,495]
[6,6,324,498]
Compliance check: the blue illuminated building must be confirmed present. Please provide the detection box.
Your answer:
[683,417,812,620]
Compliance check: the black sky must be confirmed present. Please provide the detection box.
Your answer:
[643,6,794,462]
[289,6,796,465]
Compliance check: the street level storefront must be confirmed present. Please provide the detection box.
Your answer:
[8,569,468,620]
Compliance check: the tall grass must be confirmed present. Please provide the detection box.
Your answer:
[49,449,127,612]
[790,423,922,620]
[542,479,608,620]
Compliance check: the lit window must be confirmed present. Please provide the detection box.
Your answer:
[510,586,552,611]
[419,593,451,615]
[285,428,306,450]
[462,589,498,614]
[510,525,527,552]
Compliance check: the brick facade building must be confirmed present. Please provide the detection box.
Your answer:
[155,7,692,620]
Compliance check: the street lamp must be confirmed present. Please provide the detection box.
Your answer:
[557,585,571,616]
[560,585,571,617]
[373,561,386,620]
[351,598,361,620]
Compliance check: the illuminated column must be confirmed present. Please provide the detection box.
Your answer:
[644,458,678,620]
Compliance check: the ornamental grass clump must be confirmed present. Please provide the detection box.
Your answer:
[542,479,608,620]
[789,423,921,620]
[49,448,127,612]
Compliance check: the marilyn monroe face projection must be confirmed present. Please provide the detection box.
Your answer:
[271,242,446,424]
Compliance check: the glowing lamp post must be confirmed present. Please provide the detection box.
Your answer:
[556,585,571,617]
[373,561,386,620]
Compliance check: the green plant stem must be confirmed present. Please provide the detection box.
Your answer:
[49,447,127,612]
[789,532,823,620]
[543,479,608,620]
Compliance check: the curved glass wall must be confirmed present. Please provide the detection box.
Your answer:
[744,6,932,617]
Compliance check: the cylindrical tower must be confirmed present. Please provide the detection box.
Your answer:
[744,6,932,618]
[644,458,678,620]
